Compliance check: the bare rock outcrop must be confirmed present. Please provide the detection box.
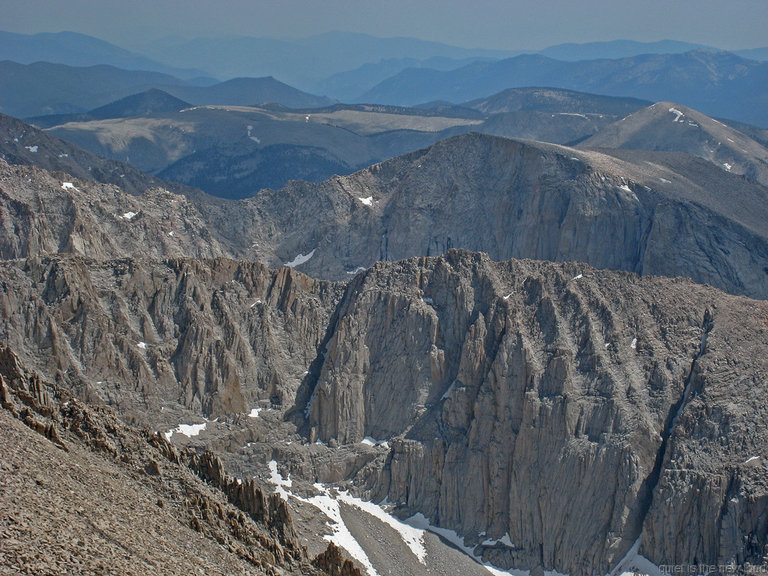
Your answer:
[0,343,335,575]
[0,159,227,260]
[0,255,343,424]
[304,250,768,574]
[4,132,768,300]
[204,133,768,299]
[1,244,767,574]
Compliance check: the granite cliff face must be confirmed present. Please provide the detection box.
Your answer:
[4,130,768,300]
[225,133,768,299]
[0,255,342,425]
[0,160,227,261]
[303,251,768,574]
[1,248,766,574]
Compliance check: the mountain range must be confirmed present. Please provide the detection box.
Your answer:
[3,29,766,94]
[18,86,767,200]
[0,61,333,119]
[360,50,768,127]
[2,122,768,574]
[2,26,768,576]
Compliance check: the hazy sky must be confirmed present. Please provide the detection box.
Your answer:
[3,0,767,51]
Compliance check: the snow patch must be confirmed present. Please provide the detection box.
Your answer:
[267,463,428,571]
[268,460,293,491]
[250,299,262,308]
[358,196,373,206]
[137,341,147,349]
[121,211,138,221]
[361,437,390,449]
[268,470,378,576]
[668,107,684,122]
[503,293,513,300]
[630,338,637,349]
[61,182,78,191]
[405,514,522,576]
[659,178,671,184]
[165,422,207,440]
[421,296,434,305]
[723,163,732,171]
[25,145,38,152]
[246,125,261,143]
[339,493,426,564]
[177,423,206,437]
[346,267,367,275]
[249,408,262,418]
[482,533,514,548]
[284,249,316,268]
[571,274,583,281]
[609,536,663,576]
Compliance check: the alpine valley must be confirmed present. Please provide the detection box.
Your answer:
[1,27,768,576]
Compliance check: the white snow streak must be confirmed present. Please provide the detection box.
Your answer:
[266,463,378,576]
[284,249,316,268]
[246,125,261,143]
[358,196,373,206]
[177,423,206,437]
[482,533,514,547]
[338,493,426,564]
[668,108,684,122]
[630,338,637,349]
[61,182,78,191]
[405,514,524,576]
[165,422,207,440]
[361,437,390,449]
[121,211,138,221]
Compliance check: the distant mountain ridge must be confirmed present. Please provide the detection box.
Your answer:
[537,39,713,61]
[0,61,333,119]
[580,102,768,186]
[27,87,767,199]
[0,30,210,80]
[138,30,517,90]
[361,50,768,127]
[28,87,647,197]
